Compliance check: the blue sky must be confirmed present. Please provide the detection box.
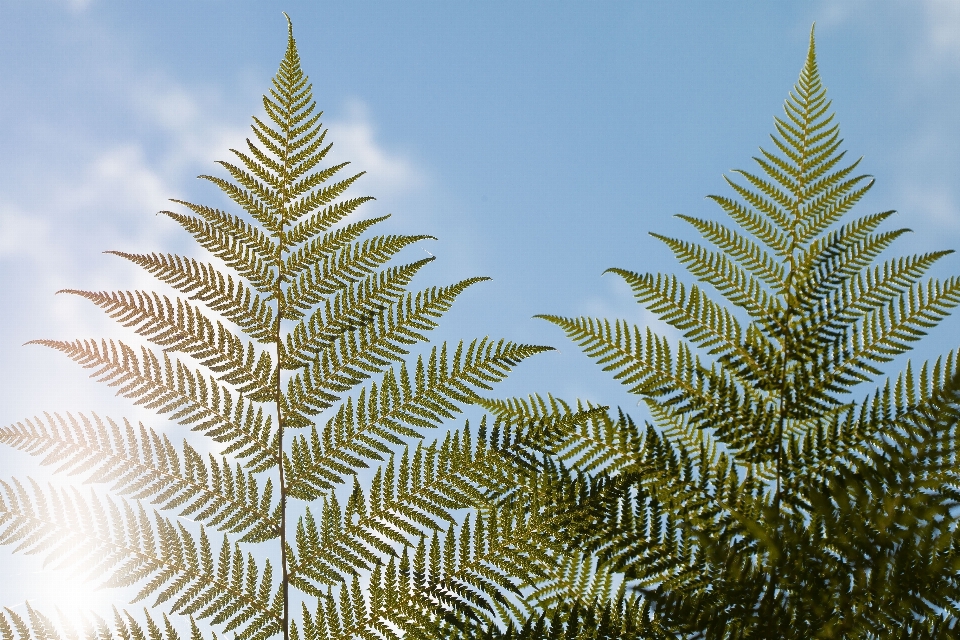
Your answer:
[1,0,959,617]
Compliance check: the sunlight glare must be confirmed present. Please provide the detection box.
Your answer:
[10,568,121,624]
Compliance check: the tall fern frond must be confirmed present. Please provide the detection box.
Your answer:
[1,15,552,640]
[541,25,960,634]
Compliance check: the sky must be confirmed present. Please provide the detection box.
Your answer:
[0,0,959,621]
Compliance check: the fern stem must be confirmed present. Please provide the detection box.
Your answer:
[276,110,290,640]
[277,337,289,640]
[277,196,290,640]
[762,37,817,628]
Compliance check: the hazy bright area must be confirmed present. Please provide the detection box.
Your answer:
[0,0,958,618]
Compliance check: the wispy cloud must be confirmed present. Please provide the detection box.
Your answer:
[817,0,960,73]
[900,183,960,231]
[894,128,960,233]
[578,273,681,344]
[1,81,248,332]
[55,0,94,13]
[0,73,432,413]
[0,204,49,260]
[325,99,427,196]
[814,0,960,239]
[919,0,960,68]
[130,80,250,173]
[815,0,870,29]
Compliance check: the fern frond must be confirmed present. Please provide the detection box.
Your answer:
[289,413,571,593]
[0,606,222,640]
[537,318,774,457]
[796,210,897,280]
[0,413,279,541]
[429,469,613,625]
[107,253,275,344]
[167,201,276,262]
[476,396,635,478]
[299,560,447,640]
[60,290,275,401]
[520,553,619,616]
[649,235,783,327]
[7,16,557,640]
[705,194,791,257]
[281,235,433,320]
[286,340,552,493]
[675,215,787,293]
[475,597,668,640]
[28,340,277,470]
[608,270,772,381]
[280,169,364,226]
[282,196,377,248]
[283,214,387,278]
[148,532,282,640]
[786,350,960,489]
[542,24,960,635]
[795,169,873,247]
[0,604,61,640]
[0,478,284,638]
[160,209,276,293]
[282,258,436,368]
[290,279,489,380]
[0,478,171,590]
[819,279,960,386]
[536,317,706,401]
[799,253,954,370]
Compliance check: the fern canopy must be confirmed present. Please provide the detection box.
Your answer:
[542,26,960,636]
[4,16,959,640]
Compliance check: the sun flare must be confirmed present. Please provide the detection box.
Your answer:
[10,568,121,623]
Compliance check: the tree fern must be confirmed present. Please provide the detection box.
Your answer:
[7,16,956,639]
[0,16,572,640]
[541,26,960,636]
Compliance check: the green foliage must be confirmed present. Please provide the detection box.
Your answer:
[541,26,960,636]
[0,15,603,640]
[5,16,959,640]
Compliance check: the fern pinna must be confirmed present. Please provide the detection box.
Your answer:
[541,27,960,636]
[0,16,601,640]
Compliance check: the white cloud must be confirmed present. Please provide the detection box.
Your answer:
[0,78,434,348]
[129,81,426,200]
[69,145,168,213]
[921,0,960,65]
[133,83,202,132]
[325,99,427,195]
[130,79,249,173]
[813,1,960,239]
[578,272,682,345]
[0,78,247,345]
[129,81,427,198]
[0,205,49,259]
[55,0,93,12]
[5,560,122,621]
[815,0,960,71]
[900,183,960,230]
[815,0,870,29]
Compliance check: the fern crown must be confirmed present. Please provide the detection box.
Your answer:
[545,26,960,464]
[540,26,960,636]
